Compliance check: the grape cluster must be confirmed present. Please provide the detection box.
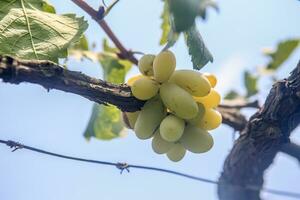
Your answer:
[122,50,222,162]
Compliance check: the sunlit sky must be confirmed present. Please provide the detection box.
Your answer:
[0,0,300,200]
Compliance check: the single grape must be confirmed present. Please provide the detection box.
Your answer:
[194,88,221,108]
[121,111,140,129]
[127,74,143,86]
[180,124,214,153]
[152,130,174,154]
[169,70,211,97]
[160,82,198,119]
[203,73,217,88]
[138,54,155,76]
[198,108,222,130]
[131,77,159,100]
[153,50,176,83]
[134,97,166,139]
[160,114,185,142]
[167,143,186,162]
[187,103,205,126]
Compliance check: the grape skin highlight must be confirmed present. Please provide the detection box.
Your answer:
[160,82,198,119]
[194,88,221,109]
[134,97,166,139]
[152,130,174,154]
[160,114,185,142]
[169,70,211,97]
[167,143,186,162]
[199,108,222,130]
[180,124,214,153]
[153,50,176,83]
[131,77,159,100]
[138,54,155,76]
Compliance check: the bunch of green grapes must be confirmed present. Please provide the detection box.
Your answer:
[122,50,222,162]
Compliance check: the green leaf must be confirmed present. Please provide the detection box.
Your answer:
[0,0,88,62]
[185,25,213,70]
[224,90,241,100]
[159,0,171,45]
[84,104,125,140]
[169,0,198,32]
[244,71,259,97]
[84,40,132,141]
[99,54,132,84]
[72,35,89,51]
[198,0,219,20]
[265,39,300,71]
[42,0,56,13]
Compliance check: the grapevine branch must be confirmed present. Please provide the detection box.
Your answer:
[70,0,138,65]
[0,139,300,199]
[280,142,300,163]
[218,61,300,200]
[0,55,249,130]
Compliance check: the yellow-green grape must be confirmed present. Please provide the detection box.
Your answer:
[131,77,159,100]
[194,88,221,108]
[121,111,140,129]
[134,97,166,139]
[169,70,211,97]
[160,82,198,119]
[160,115,185,142]
[152,130,174,154]
[180,124,213,153]
[203,73,217,88]
[167,143,186,162]
[127,74,143,86]
[153,50,176,83]
[187,103,205,126]
[198,108,222,130]
[138,54,155,76]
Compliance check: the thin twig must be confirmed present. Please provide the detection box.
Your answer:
[0,139,300,199]
[70,0,138,65]
[280,142,300,163]
[219,100,260,109]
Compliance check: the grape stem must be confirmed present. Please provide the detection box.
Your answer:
[70,0,138,65]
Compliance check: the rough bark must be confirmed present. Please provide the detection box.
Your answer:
[280,142,300,163]
[0,56,144,112]
[218,61,300,200]
[0,55,248,130]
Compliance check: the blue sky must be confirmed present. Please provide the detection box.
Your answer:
[0,0,300,200]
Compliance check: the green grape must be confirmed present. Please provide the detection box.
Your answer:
[127,74,143,86]
[153,50,176,83]
[160,114,185,142]
[194,88,221,108]
[180,124,213,153]
[160,82,198,119]
[198,108,222,130]
[187,103,205,126]
[167,143,186,162]
[169,70,211,97]
[138,54,155,76]
[152,130,174,154]
[131,77,159,100]
[134,97,166,139]
[203,73,217,88]
[122,111,140,129]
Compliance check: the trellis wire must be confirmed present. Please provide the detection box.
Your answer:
[0,139,299,199]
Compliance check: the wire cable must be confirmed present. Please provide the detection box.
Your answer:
[0,139,299,199]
